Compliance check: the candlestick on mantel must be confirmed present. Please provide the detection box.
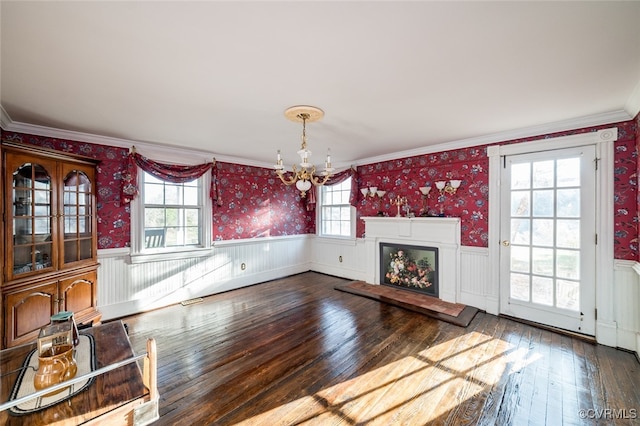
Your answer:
[390,195,407,217]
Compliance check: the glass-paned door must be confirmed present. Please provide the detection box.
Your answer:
[61,166,95,265]
[499,146,596,335]
[9,160,55,279]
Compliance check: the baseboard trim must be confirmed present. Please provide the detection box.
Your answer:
[498,314,597,344]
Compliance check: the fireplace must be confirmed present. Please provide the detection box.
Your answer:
[380,242,439,298]
[362,217,460,303]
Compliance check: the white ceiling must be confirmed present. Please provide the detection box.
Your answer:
[2,1,640,168]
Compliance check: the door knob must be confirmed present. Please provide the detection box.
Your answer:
[501,240,510,247]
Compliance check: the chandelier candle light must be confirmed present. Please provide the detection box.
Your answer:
[274,105,334,197]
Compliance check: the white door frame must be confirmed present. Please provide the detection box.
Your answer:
[487,127,618,346]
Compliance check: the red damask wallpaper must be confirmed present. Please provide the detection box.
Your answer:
[356,146,489,246]
[213,162,313,239]
[0,131,313,248]
[611,121,638,260]
[2,115,638,260]
[356,119,638,260]
[637,111,640,262]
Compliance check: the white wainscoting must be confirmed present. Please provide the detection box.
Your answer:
[459,246,497,315]
[98,235,640,356]
[97,235,312,321]
[309,237,368,281]
[614,260,640,355]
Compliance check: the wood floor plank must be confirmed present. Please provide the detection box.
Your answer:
[570,338,596,419]
[112,272,640,425]
[439,313,506,425]
[448,316,504,421]
[475,317,529,425]
[221,300,408,424]
[335,316,447,424]
[396,318,493,424]
[368,314,474,424]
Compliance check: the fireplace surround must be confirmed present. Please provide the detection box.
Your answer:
[362,217,461,303]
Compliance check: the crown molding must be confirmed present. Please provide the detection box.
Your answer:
[0,112,271,167]
[625,79,640,120]
[354,109,632,167]
[0,105,12,130]
[1,106,633,169]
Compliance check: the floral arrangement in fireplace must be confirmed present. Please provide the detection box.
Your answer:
[385,249,434,289]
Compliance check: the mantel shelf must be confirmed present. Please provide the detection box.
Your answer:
[362,216,461,223]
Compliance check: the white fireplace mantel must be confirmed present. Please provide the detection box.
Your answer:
[362,217,461,303]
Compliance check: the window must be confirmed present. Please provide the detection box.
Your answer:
[319,177,353,237]
[143,172,203,247]
[130,170,212,261]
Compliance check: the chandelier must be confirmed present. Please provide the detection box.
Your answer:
[274,105,334,197]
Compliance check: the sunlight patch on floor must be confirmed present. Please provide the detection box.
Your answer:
[235,333,516,425]
[232,395,326,426]
[506,347,544,374]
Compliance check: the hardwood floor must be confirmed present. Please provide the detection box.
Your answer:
[118,272,640,425]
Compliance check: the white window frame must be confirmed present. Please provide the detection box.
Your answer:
[317,177,355,239]
[129,168,212,263]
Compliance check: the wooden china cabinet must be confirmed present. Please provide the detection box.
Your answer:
[1,141,101,348]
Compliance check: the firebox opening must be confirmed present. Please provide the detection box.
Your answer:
[380,242,439,298]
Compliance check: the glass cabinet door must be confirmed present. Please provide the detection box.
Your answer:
[61,167,95,266]
[11,162,54,277]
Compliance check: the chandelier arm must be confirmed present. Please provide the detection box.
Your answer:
[310,172,331,186]
[298,166,314,181]
[276,166,299,186]
[276,172,296,186]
